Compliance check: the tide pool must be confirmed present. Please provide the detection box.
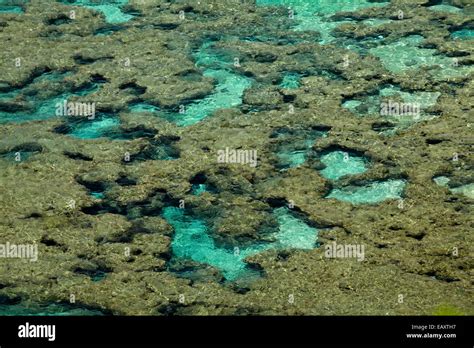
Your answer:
[433,176,474,199]
[58,0,134,23]
[326,179,406,204]
[275,129,327,168]
[163,206,317,281]
[319,150,367,180]
[257,0,388,44]
[451,29,474,40]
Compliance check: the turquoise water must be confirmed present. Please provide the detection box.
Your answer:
[451,29,474,40]
[0,71,102,124]
[163,206,317,281]
[369,35,471,78]
[257,0,388,43]
[191,183,208,195]
[326,179,406,204]
[58,0,133,23]
[1,0,472,315]
[167,68,251,127]
[90,191,105,199]
[320,150,367,180]
[68,114,120,139]
[0,302,105,316]
[342,86,441,133]
[0,148,39,162]
[433,176,474,199]
[273,207,318,250]
[163,207,267,281]
[275,129,327,168]
[129,102,160,113]
[128,40,251,127]
[0,0,28,13]
[0,5,23,13]
[280,72,301,89]
[428,5,462,14]
[166,41,251,126]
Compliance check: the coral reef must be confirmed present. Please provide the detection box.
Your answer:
[0,0,472,315]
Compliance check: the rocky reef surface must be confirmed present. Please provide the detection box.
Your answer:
[0,0,472,315]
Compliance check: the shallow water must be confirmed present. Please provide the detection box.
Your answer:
[433,176,474,199]
[326,179,406,204]
[163,206,317,281]
[320,150,367,180]
[58,0,133,23]
[0,0,472,316]
[0,302,105,316]
[257,0,388,43]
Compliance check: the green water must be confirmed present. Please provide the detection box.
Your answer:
[168,68,251,127]
[0,0,28,13]
[90,191,105,199]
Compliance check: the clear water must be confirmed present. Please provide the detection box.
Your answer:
[0,0,28,13]
[326,179,406,204]
[275,129,327,168]
[68,114,120,139]
[280,72,301,89]
[0,302,105,316]
[128,102,160,113]
[166,68,251,127]
[0,5,23,13]
[90,191,105,199]
[369,35,472,78]
[320,150,367,180]
[0,71,101,124]
[273,207,318,250]
[163,206,317,281]
[342,86,441,132]
[433,176,474,199]
[58,0,134,23]
[165,41,251,126]
[191,183,208,195]
[128,41,252,127]
[451,29,474,40]
[0,150,37,162]
[428,5,462,14]
[256,0,388,44]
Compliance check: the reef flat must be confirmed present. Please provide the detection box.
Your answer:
[0,0,472,315]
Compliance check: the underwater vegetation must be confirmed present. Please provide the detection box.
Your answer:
[0,0,472,316]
